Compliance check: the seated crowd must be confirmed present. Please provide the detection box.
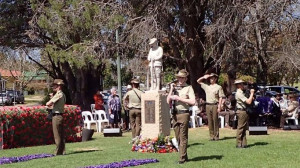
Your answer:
[193,91,299,129]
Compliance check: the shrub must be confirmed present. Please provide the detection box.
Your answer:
[0,105,82,149]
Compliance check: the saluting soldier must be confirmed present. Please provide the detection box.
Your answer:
[123,79,143,139]
[46,79,66,155]
[197,73,225,141]
[167,69,195,164]
[234,79,254,148]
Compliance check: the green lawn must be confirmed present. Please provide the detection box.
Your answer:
[1,127,299,168]
[23,95,44,105]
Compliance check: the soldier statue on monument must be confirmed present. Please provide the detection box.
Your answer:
[147,38,163,91]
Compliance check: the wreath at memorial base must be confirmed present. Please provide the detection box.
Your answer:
[130,134,178,153]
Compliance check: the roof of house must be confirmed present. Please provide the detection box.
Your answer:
[0,68,21,77]
[24,70,47,80]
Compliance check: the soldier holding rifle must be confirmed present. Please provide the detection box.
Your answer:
[167,69,195,164]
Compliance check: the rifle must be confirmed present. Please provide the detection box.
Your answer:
[151,59,156,89]
[170,83,183,115]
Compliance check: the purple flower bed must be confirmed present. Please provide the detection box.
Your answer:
[82,158,159,168]
[0,153,54,165]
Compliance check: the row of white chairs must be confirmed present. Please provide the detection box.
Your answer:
[91,103,130,129]
[82,110,109,132]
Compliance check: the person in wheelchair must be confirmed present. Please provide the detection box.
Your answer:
[280,93,299,128]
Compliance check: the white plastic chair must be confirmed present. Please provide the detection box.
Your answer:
[197,114,203,127]
[91,104,95,112]
[219,115,225,128]
[94,110,109,132]
[285,107,299,125]
[82,111,99,132]
[189,106,203,128]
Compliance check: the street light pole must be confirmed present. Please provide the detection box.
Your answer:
[116,28,122,99]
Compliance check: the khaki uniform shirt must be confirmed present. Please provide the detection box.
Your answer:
[48,90,66,113]
[175,84,195,111]
[235,89,247,109]
[123,88,143,109]
[200,83,225,104]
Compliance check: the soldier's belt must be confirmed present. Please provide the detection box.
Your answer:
[129,108,141,110]
[206,103,218,105]
[177,110,189,114]
[53,113,62,116]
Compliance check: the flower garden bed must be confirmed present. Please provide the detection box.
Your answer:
[0,105,82,149]
[131,135,177,153]
[82,158,159,168]
[0,153,54,165]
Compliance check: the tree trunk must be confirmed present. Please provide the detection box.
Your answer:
[187,53,204,96]
[59,62,104,110]
[254,0,268,84]
[179,0,206,95]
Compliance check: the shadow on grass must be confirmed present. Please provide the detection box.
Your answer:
[189,155,223,162]
[219,136,236,141]
[188,142,204,147]
[247,142,269,148]
[68,149,102,155]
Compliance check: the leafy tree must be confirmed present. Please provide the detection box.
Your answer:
[0,0,34,47]
[1,0,299,109]
[128,0,299,94]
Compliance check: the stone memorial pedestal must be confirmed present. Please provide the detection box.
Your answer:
[141,91,170,138]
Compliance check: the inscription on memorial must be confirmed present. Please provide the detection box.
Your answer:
[145,100,155,123]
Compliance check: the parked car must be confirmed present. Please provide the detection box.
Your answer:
[0,92,13,105]
[264,90,278,97]
[6,90,25,104]
[16,91,25,104]
[265,86,300,95]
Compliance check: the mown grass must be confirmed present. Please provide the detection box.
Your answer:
[23,94,44,105]
[1,127,299,168]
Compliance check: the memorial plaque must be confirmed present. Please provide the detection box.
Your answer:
[145,100,155,123]
[141,91,170,138]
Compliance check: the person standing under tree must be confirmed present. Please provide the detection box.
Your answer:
[93,90,104,111]
[234,79,255,148]
[197,73,225,141]
[167,69,195,164]
[108,87,122,128]
[123,79,143,139]
[46,79,66,155]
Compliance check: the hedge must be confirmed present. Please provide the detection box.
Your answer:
[0,105,82,149]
